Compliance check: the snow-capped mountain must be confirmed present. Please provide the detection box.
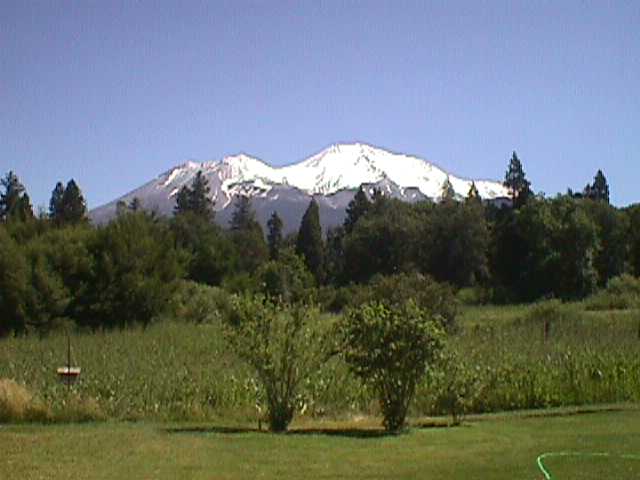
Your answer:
[90,143,509,232]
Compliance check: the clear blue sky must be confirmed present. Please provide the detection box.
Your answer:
[2,1,638,209]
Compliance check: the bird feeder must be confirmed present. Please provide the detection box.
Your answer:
[57,333,81,386]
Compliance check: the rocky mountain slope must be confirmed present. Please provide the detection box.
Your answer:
[90,143,509,232]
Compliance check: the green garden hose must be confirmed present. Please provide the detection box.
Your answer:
[536,452,640,479]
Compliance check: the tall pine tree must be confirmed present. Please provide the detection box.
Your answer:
[296,198,324,283]
[190,171,213,217]
[583,169,610,203]
[0,171,33,222]
[228,195,267,273]
[60,179,87,224]
[504,151,532,208]
[49,181,65,224]
[344,186,371,234]
[174,170,214,219]
[267,211,284,261]
[466,182,482,205]
[230,195,255,231]
[440,177,456,203]
[174,185,191,215]
[129,197,142,212]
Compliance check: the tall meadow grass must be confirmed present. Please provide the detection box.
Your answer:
[1,303,639,422]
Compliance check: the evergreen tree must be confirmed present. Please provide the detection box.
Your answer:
[440,177,456,202]
[0,171,32,222]
[344,186,371,234]
[228,195,268,274]
[116,200,127,216]
[324,225,346,284]
[267,211,284,261]
[583,199,627,286]
[503,151,532,208]
[296,198,324,283]
[426,195,489,287]
[170,212,233,285]
[0,226,30,335]
[173,170,214,219]
[0,171,23,220]
[628,205,640,277]
[174,185,191,215]
[60,179,87,224]
[230,195,255,231]
[16,193,34,222]
[584,169,610,203]
[129,197,142,212]
[77,211,185,328]
[190,170,213,218]
[49,181,65,224]
[344,199,421,283]
[466,182,482,205]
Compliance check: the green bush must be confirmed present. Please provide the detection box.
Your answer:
[456,286,492,306]
[256,248,315,304]
[520,299,581,334]
[604,274,640,296]
[338,300,445,432]
[424,348,478,425]
[586,274,640,311]
[169,281,232,324]
[367,273,458,332]
[315,284,372,313]
[223,295,327,432]
[221,272,259,295]
[76,212,185,328]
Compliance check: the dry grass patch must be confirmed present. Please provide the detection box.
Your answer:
[0,378,50,422]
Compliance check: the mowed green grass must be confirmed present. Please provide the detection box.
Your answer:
[2,409,639,480]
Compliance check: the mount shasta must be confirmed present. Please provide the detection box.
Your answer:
[90,143,509,232]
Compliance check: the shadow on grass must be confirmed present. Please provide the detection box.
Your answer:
[164,425,401,438]
[165,426,264,436]
[413,420,460,430]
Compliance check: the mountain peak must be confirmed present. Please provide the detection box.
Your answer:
[91,143,510,228]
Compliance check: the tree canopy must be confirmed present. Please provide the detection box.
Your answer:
[0,171,33,222]
[296,198,324,283]
[174,170,214,219]
[504,151,532,208]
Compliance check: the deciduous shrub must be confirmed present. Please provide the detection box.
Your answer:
[520,299,581,337]
[256,248,315,304]
[223,295,326,432]
[425,348,478,425]
[315,284,372,313]
[338,300,445,432]
[586,274,640,311]
[169,281,232,324]
[367,273,458,331]
[76,212,185,328]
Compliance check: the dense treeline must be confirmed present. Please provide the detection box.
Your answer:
[1,154,640,335]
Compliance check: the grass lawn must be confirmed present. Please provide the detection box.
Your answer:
[2,408,639,479]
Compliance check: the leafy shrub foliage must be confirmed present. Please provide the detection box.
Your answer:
[168,281,233,324]
[367,273,458,331]
[76,212,185,328]
[586,274,640,311]
[256,248,315,303]
[425,348,478,425]
[338,300,445,432]
[522,299,580,326]
[317,273,458,332]
[223,295,326,432]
